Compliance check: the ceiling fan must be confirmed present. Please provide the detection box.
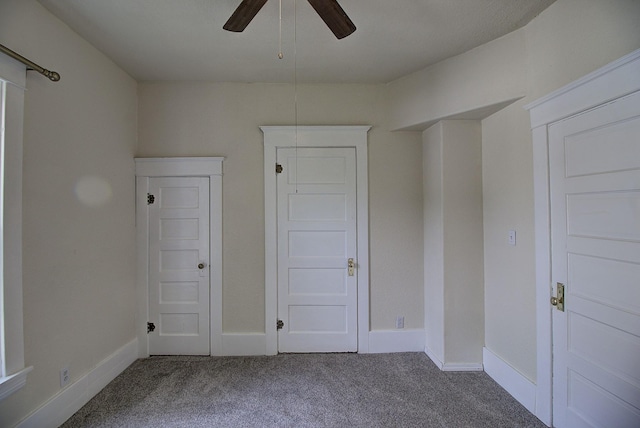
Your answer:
[223,0,356,39]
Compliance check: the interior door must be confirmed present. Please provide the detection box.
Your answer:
[549,91,640,427]
[277,147,358,352]
[148,177,210,355]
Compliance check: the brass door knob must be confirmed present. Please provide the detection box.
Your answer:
[551,283,565,312]
[347,258,355,276]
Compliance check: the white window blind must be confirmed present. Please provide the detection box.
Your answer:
[0,54,31,401]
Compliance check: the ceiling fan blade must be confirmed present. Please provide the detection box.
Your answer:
[223,0,269,32]
[307,0,356,39]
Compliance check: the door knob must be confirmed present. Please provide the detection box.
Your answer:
[348,258,355,276]
[198,263,206,269]
[551,283,565,312]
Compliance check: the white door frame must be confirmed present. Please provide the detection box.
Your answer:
[135,157,224,357]
[525,48,640,426]
[262,126,371,355]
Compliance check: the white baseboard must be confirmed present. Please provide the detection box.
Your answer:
[17,338,138,428]
[220,333,266,356]
[367,329,425,353]
[483,347,536,414]
[221,330,425,356]
[424,345,444,369]
[424,346,483,371]
[441,362,483,372]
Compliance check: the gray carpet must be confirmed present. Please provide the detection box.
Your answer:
[61,353,546,427]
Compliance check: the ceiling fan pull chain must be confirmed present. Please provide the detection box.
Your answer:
[278,0,284,59]
[294,0,299,194]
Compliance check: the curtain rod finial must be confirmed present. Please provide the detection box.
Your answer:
[44,69,60,82]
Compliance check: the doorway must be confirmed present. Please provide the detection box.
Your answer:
[548,91,640,427]
[527,49,640,427]
[276,147,358,352]
[262,126,371,355]
[147,176,210,355]
[135,157,223,357]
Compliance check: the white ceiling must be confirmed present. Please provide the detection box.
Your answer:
[37,0,556,83]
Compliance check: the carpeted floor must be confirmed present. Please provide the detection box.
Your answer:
[61,353,546,427]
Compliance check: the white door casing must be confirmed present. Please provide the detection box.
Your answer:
[526,49,640,426]
[148,177,210,355]
[135,157,223,357]
[277,147,358,352]
[549,91,640,427]
[262,126,370,355]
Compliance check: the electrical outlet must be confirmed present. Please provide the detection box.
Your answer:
[395,316,405,329]
[60,366,70,388]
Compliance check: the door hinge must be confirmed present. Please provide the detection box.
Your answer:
[276,319,284,330]
[275,163,283,174]
[147,322,156,333]
[147,193,155,205]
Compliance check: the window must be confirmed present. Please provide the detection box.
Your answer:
[0,55,31,401]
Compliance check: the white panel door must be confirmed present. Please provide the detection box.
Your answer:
[277,147,357,352]
[549,91,640,427]
[148,177,210,355]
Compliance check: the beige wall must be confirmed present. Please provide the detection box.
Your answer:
[387,22,538,379]
[481,98,537,380]
[137,83,424,333]
[441,121,484,365]
[0,1,138,426]
[390,0,640,382]
[422,124,445,361]
[525,0,640,100]
[423,121,484,366]
[387,30,528,131]
[483,0,640,381]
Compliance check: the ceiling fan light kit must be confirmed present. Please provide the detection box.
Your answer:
[224,0,356,39]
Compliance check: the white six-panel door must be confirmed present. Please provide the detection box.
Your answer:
[148,176,210,355]
[277,147,358,352]
[549,91,640,427]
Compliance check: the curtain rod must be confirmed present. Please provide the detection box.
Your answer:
[0,43,60,82]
